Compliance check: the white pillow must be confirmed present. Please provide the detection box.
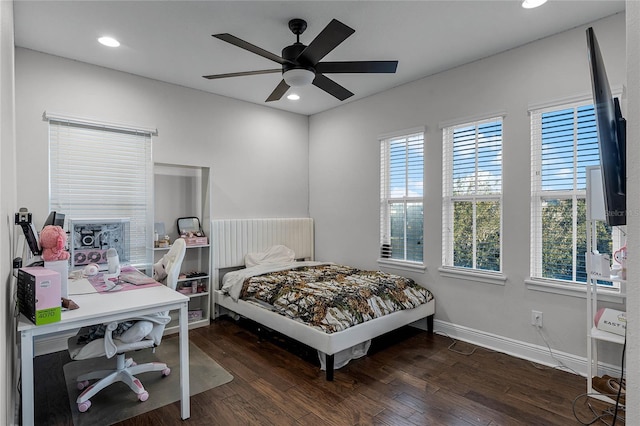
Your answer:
[119,321,153,343]
[69,338,106,360]
[245,245,295,268]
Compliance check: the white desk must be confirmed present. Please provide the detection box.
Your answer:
[17,280,191,425]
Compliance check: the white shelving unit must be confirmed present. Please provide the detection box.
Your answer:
[585,267,626,403]
[585,166,626,404]
[154,243,211,332]
[154,163,212,334]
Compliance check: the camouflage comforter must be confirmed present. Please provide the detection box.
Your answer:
[234,263,434,334]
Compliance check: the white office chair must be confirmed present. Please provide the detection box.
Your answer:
[67,238,187,413]
[158,237,187,291]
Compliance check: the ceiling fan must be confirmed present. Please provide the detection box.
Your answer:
[203,18,398,102]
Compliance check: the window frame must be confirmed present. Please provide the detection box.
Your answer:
[378,127,425,270]
[441,116,504,280]
[528,97,623,291]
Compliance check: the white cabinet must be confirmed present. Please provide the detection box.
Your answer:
[585,166,626,404]
[154,163,212,333]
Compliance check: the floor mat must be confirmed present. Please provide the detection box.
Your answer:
[63,338,233,425]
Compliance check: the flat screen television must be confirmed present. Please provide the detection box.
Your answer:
[586,27,626,226]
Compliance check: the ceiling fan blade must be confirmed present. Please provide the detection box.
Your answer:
[266,80,290,102]
[312,74,354,101]
[213,34,292,65]
[203,69,281,80]
[297,19,355,65]
[315,61,398,74]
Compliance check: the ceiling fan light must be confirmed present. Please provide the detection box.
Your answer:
[522,0,547,9]
[283,69,315,87]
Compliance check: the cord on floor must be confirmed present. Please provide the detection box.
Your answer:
[572,334,626,425]
[437,327,574,376]
[434,330,494,356]
[434,326,625,425]
[572,392,625,426]
[531,326,581,375]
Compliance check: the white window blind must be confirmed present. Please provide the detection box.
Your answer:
[442,117,502,272]
[530,101,615,283]
[48,117,154,268]
[380,131,424,263]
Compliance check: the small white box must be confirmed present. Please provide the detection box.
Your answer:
[589,252,610,278]
[45,260,69,299]
[594,308,626,336]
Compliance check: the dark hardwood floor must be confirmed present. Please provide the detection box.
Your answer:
[33,317,624,425]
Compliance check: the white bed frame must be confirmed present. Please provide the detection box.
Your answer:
[211,218,434,380]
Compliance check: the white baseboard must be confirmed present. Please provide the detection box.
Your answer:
[426,319,621,378]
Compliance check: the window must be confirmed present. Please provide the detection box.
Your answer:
[442,117,503,272]
[47,114,154,268]
[530,100,617,284]
[380,130,424,264]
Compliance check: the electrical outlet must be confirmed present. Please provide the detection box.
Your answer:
[531,310,543,328]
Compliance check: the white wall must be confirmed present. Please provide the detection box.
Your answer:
[309,13,627,367]
[14,48,310,227]
[0,1,17,424]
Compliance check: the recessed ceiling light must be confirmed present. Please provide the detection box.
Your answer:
[287,93,300,101]
[98,36,120,47]
[522,0,547,9]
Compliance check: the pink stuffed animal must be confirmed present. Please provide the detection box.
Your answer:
[40,225,70,262]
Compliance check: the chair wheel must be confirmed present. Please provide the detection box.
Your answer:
[138,391,149,402]
[162,367,171,377]
[77,380,89,390]
[78,400,91,412]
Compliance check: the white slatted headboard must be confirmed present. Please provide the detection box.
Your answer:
[212,217,314,271]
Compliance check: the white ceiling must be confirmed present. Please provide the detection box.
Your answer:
[14,0,625,116]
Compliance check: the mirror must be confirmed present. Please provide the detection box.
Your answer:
[177,217,204,236]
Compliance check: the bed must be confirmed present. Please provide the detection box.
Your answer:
[211,218,435,380]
